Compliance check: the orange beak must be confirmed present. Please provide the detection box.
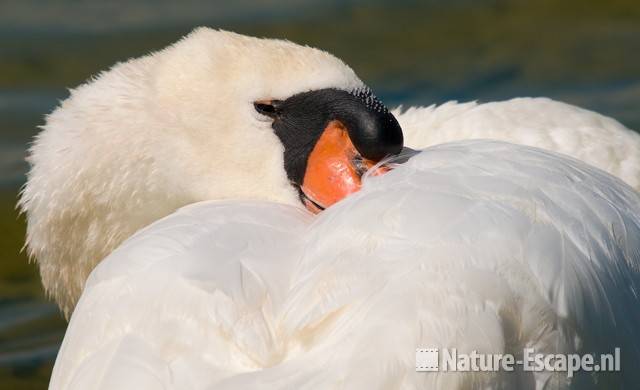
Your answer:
[301,120,389,213]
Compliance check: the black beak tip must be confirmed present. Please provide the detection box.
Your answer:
[351,110,404,161]
[382,112,404,155]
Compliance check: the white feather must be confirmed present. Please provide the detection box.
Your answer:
[19,28,364,316]
[395,98,640,190]
[51,141,640,389]
[21,28,640,320]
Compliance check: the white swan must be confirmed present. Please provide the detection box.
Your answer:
[19,28,640,389]
[396,99,640,190]
[20,28,403,317]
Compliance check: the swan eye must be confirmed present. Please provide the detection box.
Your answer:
[254,100,282,119]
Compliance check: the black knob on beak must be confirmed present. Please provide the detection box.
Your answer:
[256,87,404,191]
[344,108,403,161]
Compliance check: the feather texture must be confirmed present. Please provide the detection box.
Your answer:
[51,140,640,389]
[395,98,640,191]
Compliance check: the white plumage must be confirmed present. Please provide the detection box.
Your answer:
[397,98,640,190]
[51,141,640,389]
[19,28,640,389]
[20,28,365,316]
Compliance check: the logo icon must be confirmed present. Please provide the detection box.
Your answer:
[416,348,439,372]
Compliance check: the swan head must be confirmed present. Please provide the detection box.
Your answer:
[19,28,403,316]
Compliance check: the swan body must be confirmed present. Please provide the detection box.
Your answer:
[21,28,640,317]
[51,141,640,389]
[18,28,640,389]
[396,99,640,191]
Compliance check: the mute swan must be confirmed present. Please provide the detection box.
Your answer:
[20,28,402,317]
[396,99,640,190]
[19,28,640,389]
[49,141,640,389]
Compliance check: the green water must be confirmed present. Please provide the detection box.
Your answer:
[1,0,639,388]
[0,191,66,390]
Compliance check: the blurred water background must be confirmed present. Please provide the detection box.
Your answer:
[1,0,639,388]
